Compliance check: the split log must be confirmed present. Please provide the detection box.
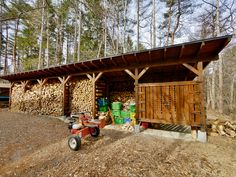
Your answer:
[70,78,93,113]
[207,119,236,138]
[110,91,135,103]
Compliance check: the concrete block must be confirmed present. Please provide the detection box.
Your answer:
[197,130,207,143]
[134,125,140,133]
[142,129,193,141]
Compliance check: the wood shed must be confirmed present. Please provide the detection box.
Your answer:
[0,35,232,131]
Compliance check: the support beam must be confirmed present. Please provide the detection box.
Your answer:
[125,67,149,124]
[197,62,206,131]
[196,42,205,57]
[124,69,136,80]
[37,78,48,111]
[86,72,103,118]
[164,48,167,59]
[138,67,149,79]
[179,45,185,59]
[183,63,201,76]
[59,76,72,116]
[86,74,93,81]
[9,82,15,108]
[21,80,29,92]
[95,72,103,82]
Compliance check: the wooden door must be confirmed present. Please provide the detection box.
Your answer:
[138,81,203,126]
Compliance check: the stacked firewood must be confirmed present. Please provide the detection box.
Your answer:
[41,82,63,116]
[23,84,41,115]
[110,91,135,103]
[207,119,236,138]
[11,83,24,112]
[70,78,93,113]
[11,81,63,116]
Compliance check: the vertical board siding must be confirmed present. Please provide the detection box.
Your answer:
[138,81,203,126]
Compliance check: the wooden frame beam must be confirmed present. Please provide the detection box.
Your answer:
[59,76,72,116]
[21,80,30,92]
[81,62,90,70]
[124,69,136,80]
[9,82,15,108]
[183,63,201,76]
[196,42,205,57]
[196,61,206,131]
[86,72,103,118]
[179,45,185,59]
[138,67,149,79]
[164,48,167,59]
[124,67,149,123]
[110,57,117,66]
[148,51,152,62]
[90,61,99,68]
[122,55,128,65]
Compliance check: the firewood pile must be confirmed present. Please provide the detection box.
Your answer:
[11,81,63,116]
[110,91,135,103]
[207,119,236,138]
[70,78,93,113]
[41,82,63,116]
[11,83,24,112]
[22,84,41,115]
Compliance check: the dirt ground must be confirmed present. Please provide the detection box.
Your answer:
[0,110,236,177]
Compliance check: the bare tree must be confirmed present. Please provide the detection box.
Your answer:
[38,0,45,69]
[4,23,8,74]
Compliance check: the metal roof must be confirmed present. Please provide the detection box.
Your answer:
[0,35,232,82]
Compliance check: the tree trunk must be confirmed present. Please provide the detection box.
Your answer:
[46,7,49,67]
[55,31,59,65]
[123,0,127,53]
[171,0,181,45]
[219,55,223,113]
[104,17,107,57]
[211,64,216,110]
[13,19,20,73]
[230,74,236,112]
[152,0,156,47]
[77,2,82,62]
[4,23,8,75]
[166,5,172,46]
[73,19,78,62]
[216,0,223,113]
[207,77,211,109]
[38,0,45,69]
[137,0,140,50]
[0,3,2,71]
[116,12,120,54]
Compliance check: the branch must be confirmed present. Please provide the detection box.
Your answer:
[202,0,217,8]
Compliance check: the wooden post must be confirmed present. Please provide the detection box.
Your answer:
[58,76,72,116]
[37,78,48,112]
[9,82,14,108]
[197,62,206,131]
[21,80,30,93]
[134,68,139,122]
[125,67,149,124]
[86,72,103,118]
[183,62,206,133]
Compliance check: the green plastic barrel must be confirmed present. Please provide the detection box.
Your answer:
[115,117,124,124]
[121,111,130,118]
[111,102,122,110]
[99,105,108,112]
[129,104,136,112]
[112,110,121,117]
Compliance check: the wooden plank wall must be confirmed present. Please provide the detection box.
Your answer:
[138,81,202,126]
